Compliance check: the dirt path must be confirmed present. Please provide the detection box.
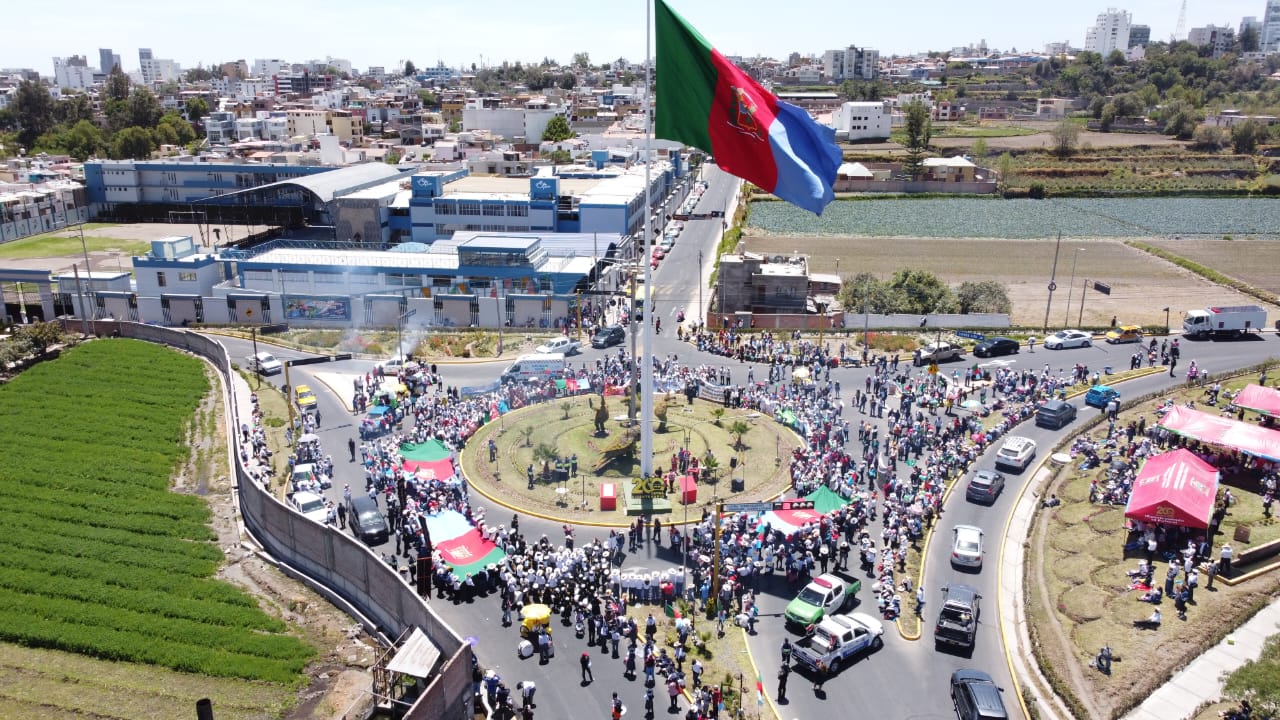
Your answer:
[180,365,380,719]
[1030,501,1106,719]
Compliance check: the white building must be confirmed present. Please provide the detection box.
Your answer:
[822,45,880,82]
[52,56,96,90]
[253,58,287,78]
[463,99,566,143]
[1188,25,1236,57]
[1264,0,1280,53]
[1084,8,1132,56]
[140,53,180,84]
[833,101,892,141]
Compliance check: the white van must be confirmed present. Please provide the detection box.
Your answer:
[500,353,566,384]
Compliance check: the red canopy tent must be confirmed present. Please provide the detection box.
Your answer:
[1124,449,1219,528]
[1157,405,1280,462]
[1232,384,1280,419]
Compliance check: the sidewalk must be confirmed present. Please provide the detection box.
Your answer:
[1123,599,1280,720]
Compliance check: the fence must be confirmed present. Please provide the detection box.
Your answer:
[74,320,472,720]
[708,312,1011,331]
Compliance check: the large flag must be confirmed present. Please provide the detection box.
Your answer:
[420,510,506,579]
[655,0,842,215]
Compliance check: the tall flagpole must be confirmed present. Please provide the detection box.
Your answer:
[640,0,655,479]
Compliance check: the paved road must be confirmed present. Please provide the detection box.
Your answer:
[213,202,1280,720]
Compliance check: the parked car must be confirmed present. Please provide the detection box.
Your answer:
[965,470,1006,504]
[1105,325,1144,344]
[591,325,626,348]
[1084,384,1121,409]
[994,436,1036,471]
[1044,329,1092,349]
[535,336,582,355]
[245,351,283,375]
[973,337,1020,358]
[347,495,390,545]
[951,525,985,570]
[294,384,318,412]
[290,491,329,524]
[784,573,861,629]
[950,669,1009,720]
[1035,399,1078,429]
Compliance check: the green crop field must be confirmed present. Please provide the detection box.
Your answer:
[0,340,315,684]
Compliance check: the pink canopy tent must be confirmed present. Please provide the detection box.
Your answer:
[1124,449,1219,528]
[1233,384,1280,419]
[1157,405,1280,462]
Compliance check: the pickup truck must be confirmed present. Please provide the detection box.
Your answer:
[791,612,885,674]
[535,335,582,355]
[784,573,862,629]
[245,351,283,375]
[934,583,981,653]
[913,342,963,367]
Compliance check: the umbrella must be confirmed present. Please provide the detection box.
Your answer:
[298,433,320,444]
[961,400,983,410]
[792,367,810,380]
[520,604,552,621]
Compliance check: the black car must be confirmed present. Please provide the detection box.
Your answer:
[347,496,390,545]
[950,668,1008,719]
[973,337,1020,358]
[591,325,626,348]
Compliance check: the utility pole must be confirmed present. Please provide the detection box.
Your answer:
[72,264,89,336]
[1043,232,1062,334]
[711,499,724,615]
[697,249,703,327]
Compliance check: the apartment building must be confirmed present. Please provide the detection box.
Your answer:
[1084,8,1132,56]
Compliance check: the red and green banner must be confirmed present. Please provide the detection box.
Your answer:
[655,0,841,215]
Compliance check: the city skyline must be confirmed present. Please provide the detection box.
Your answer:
[9,0,1268,76]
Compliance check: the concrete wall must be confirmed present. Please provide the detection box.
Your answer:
[79,320,473,720]
[710,312,1011,331]
[834,178,998,194]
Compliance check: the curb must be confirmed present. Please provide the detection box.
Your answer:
[200,328,519,365]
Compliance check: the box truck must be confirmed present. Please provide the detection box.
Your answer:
[1182,305,1267,339]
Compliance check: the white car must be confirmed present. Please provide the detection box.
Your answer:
[951,525,985,569]
[535,336,581,355]
[1044,329,1093,349]
[290,491,330,524]
[995,436,1037,471]
[245,351,283,375]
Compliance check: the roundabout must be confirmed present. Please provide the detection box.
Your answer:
[459,394,800,525]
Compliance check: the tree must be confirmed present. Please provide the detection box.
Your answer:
[403,60,416,76]
[547,149,572,165]
[1159,99,1200,139]
[127,88,162,129]
[1107,49,1127,67]
[728,420,751,451]
[1239,25,1260,53]
[1192,124,1229,151]
[1232,120,1267,155]
[385,149,402,164]
[11,80,55,149]
[1050,118,1081,158]
[104,67,131,102]
[416,89,438,107]
[996,152,1014,195]
[111,126,155,159]
[955,281,1012,314]
[185,97,209,124]
[38,119,106,160]
[54,94,95,126]
[573,52,591,69]
[558,74,576,90]
[158,112,196,145]
[542,114,573,143]
[902,100,932,178]
[887,268,956,314]
[836,272,896,314]
[970,138,988,160]
[183,66,214,83]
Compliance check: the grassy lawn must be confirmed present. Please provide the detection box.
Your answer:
[209,327,554,361]
[0,233,150,260]
[1146,237,1280,296]
[461,395,798,524]
[1027,372,1280,718]
[0,340,315,684]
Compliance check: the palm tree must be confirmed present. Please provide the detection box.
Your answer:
[560,401,573,420]
[520,426,535,447]
[728,420,750,451]
[711,408,726,426]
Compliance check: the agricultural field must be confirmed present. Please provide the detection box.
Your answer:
[1146,237,1280,296]
[1001,151,1263,195]
[0,340,315,686]
[739,234,1280,327]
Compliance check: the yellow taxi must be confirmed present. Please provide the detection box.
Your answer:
[294,384,318,411]
[1105,325,1144,344]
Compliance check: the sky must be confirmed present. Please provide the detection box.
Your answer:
[6,0,1269,76]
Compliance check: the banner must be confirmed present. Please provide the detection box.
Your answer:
[283,296,350,321]
[698,382,731,404]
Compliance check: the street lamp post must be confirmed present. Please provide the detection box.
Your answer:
[1164,307,1171,334]
[77,220,95,321]
[1064,247,1083,327]
[697,249,703,327]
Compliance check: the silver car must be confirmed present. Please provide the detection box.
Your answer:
[951,525,984,569]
